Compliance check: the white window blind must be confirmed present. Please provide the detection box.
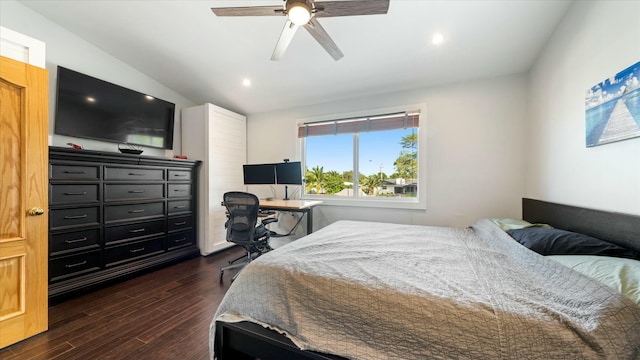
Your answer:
[298,111,420,138]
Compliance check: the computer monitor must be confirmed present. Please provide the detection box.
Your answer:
[275,161,303,185]
[243,164,276,185]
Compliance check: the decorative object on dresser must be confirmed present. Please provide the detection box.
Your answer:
[48,146,201,303]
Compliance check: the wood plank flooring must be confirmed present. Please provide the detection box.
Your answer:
[0,247,244,360]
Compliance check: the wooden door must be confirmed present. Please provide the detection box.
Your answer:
[0,55,48,348]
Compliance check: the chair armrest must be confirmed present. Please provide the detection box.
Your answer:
[261,217,278,225]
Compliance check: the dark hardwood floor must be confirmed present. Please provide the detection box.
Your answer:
[1,247,245,360]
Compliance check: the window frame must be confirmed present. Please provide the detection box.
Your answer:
[297,104,427,210]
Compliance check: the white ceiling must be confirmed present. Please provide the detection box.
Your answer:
[19,0,573,115]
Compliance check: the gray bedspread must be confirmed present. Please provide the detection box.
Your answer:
[210,219,640,359]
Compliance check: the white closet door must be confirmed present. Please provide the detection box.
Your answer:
[182,103,246,255]
[207,105,246,254]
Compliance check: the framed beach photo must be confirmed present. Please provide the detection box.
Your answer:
[585,61,640,147]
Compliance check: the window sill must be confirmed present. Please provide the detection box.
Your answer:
[302,195,425,210]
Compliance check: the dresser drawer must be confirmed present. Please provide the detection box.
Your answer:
[168,199,192,214]
[168,183,191,198]
[50,228,101,255]
[50,206,100,230]
[168,170,192,181]
[50,164,100,180]
[104,237,165,267]
[104,183,164,201]
[168,215,193,232]
[105,219,165,246]
[104,166,164,181]
[50,249,101,282]
[167,230,194,251]
[50,184,99,205]
[104,201,165,223]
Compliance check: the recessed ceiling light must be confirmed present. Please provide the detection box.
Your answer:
[242,78,251,87]
[86,96,96,103]
[145,95,155,100]
[432,33,445,45]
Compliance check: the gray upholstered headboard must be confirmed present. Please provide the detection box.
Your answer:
[522,198,640,253]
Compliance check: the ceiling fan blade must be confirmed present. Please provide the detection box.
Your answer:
[272,20,299,61]
[211,6,284,17]
[303,18,344,61]
[313,0,389,17]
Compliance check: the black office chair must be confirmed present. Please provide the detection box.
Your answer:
[219,191,277,282]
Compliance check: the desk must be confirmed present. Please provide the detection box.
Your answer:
[259,199,323,234]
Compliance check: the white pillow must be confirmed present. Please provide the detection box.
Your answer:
[489,218,532,231]
[547,255,640,305]
[489,218,552,232]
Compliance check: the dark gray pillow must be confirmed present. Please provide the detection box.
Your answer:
[506,228,637,259]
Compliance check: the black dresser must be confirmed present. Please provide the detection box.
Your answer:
[48,146,201,303]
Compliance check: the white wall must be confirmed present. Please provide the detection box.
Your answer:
[528,0,640,215]
[248,74,529,232]
[0,0,195,156]
[4,0,530,239]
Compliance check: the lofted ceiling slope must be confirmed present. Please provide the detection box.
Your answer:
[19,0,573,115]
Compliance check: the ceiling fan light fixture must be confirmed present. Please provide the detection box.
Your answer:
[432,33,445,45]
[212,0,390,61]
[287,1,312,26]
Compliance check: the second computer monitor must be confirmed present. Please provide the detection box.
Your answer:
[275,161,302,185]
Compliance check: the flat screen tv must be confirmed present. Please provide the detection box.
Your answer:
[275,161,303,185]
[243,164,276,185]
[54,66,175,150]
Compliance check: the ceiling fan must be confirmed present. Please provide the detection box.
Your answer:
[211,0,390,61]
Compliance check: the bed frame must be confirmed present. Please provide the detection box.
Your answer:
[214,198,640,360]
[522,198,640,253]
[214,321,345,360]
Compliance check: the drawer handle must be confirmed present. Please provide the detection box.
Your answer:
[63,170,86,174]
[173,237,187,243]
[129,228,146,233]
[173,189,187,192]
[173,205,186,209]
[173,174,187,177]
[64,214,87,220]
[65,260,87,268]
[65,237,88,244]
[128,190,145,193]
[174,221,187,226]
[128,209,145,213]
[128,173,146,176]
[129,247,146,253]
[64,192,87,195]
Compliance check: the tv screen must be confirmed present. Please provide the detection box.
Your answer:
[54,66,175,150]
[243,164,276,185]
[275,162,303,185]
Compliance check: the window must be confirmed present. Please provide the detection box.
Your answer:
[299,107,424,208]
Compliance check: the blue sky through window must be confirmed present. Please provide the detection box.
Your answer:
[305,129,416,176]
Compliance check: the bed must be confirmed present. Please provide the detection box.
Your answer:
[210,198,640,359]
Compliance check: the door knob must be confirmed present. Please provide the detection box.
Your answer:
[28,207,45,216]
